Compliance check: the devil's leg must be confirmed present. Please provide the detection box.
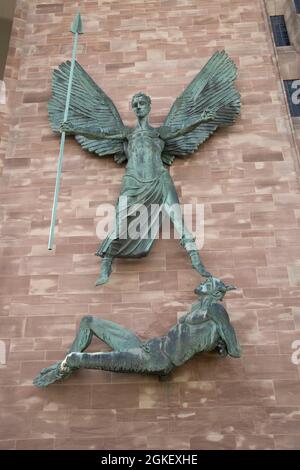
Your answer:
[68,316,93,353]
[69,315,142,353]
[64,350,143,373]
[64,348,173,375]
[33,316,142,387]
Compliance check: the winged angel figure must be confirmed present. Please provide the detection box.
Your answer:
[49,51,240,285]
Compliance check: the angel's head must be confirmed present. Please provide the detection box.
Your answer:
[131,93,151,119]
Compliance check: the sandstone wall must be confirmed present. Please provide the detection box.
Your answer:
[0,0,300,450]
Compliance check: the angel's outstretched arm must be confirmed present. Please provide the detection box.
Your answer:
[60,121,126,140]
[160,109,215,141]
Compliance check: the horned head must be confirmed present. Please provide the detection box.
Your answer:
[194,276,236,301]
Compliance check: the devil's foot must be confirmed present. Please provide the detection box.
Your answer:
[95,258,113,286]
[189,251,211,277]
[33,360,73,388]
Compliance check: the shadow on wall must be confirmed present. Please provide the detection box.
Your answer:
[0,0,17,80]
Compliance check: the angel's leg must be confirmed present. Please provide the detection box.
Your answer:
[94,198,126,286]
[95,256,113,286]
[163,183,211,277]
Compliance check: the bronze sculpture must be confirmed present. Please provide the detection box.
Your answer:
[49,50,240,285]
[33,277,241,387]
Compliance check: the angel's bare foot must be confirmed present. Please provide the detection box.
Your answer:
[95,257,113,286]
[189,251,211,277]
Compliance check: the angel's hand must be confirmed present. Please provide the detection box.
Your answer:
[114,153,127,164]
[60,121,75,134]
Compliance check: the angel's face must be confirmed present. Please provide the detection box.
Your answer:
[131,95,151,119]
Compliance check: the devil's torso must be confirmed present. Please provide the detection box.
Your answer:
[142,301,241,366]
[162,308,220,366]
[142,303,220,367]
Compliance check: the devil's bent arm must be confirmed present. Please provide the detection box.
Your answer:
[178,304,206,325]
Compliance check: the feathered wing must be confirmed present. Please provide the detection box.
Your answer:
[161,50,240,163]
[48,61,126,162]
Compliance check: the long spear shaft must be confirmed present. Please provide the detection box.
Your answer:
[48,12,83,250]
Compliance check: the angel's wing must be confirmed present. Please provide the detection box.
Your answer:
[48,61,126,162]
[161,50,240,162]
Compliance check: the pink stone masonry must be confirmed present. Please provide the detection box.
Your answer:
[0,0,300,450]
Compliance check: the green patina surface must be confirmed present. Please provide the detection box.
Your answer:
[33,277,241,387]
[35,20,242,387]
[49,47,240,285]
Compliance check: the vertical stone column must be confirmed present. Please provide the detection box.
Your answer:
[263,0,300,164]
[0,0,30,171]
[284,0,300,52]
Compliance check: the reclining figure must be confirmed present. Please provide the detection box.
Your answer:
[33,277,241,387]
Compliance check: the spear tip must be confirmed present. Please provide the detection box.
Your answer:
[70,12,83,34]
